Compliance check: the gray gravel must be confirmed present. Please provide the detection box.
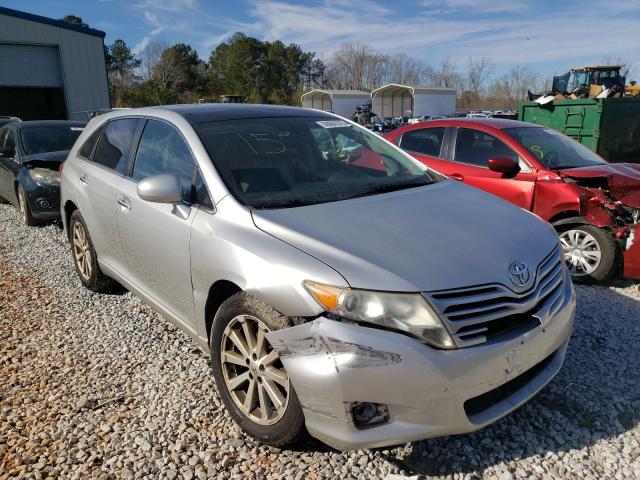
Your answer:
[1,202,639,480]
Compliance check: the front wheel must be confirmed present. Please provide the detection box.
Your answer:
[16,184,38,226]
[558,224,617,284]
[210,292,306,447]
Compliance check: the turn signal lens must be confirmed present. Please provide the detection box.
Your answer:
[303,281,343,311]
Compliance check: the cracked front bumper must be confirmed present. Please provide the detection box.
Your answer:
[266,280,575,451]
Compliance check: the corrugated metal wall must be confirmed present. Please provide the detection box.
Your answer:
[0,13,110,120]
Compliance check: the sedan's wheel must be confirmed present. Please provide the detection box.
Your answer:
[211,292,305,447]
[558,224,617,284]
[69,210,115,292]
[17,184,38,226]
[221,315,289,426]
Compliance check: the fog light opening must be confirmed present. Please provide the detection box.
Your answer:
[351,402,389,429]
[37,199,51,209]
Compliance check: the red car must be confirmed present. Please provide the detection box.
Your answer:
[385,118,640,283]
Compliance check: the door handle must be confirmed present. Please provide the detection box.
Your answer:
[117,196,131,210]
[79,175,88,184]
[450,173,464,181]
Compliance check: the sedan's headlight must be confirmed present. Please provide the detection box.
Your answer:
[29,168,60,186]
[303,280,455,349]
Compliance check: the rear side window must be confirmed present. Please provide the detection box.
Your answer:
[92,118,140,174]
[78,127,102,160]
[400,128,445,158]
[131,119,196,200]
[453,128,518,167]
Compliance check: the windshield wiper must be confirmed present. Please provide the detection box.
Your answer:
[342,179,433,200]
[253,198,318,209]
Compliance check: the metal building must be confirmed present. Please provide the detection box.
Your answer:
[301,90,370,118]
[0,6,110,121]
[371,84,456,118]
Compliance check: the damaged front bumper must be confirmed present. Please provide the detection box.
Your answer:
[266,280,575,451]
[623,225,640,279]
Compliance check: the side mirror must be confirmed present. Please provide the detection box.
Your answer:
[137,174,183,204]
[487,156,520,175]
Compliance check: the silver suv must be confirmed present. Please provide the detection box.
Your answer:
[60,105,575,450]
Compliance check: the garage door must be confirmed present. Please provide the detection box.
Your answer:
[0,44,63,87]
[0,44,66,119]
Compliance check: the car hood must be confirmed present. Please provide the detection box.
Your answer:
[560,163,640,208]
[252,180,558,292]
[22,150,69,168]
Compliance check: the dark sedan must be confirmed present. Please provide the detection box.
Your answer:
[0,120,85,225]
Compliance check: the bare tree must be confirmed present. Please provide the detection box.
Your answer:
[140,40,169,82]
[323,43,387,91]
[484,66,541,110]
[382,53,429,85]
[430,56,462,91]
[467,56,494,97]
[601,56,631,77]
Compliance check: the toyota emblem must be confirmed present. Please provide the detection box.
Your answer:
[509,261,531,288]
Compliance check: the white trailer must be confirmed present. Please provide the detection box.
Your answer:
[301,89,370,118]
[371,84,456,118]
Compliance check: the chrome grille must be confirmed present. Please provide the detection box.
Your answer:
[425,246,566,347]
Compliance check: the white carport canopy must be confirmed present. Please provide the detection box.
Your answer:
[301,89,370,117]
[371,84,456,118]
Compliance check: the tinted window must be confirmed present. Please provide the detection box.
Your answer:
[132,120,196,200]
[400,127,445,157]
[454,128,518,167]
[78,127,102,160]
[20,125,83,155]
[194,169,213,209]
[93,119,139,174]
[504,127,605,170]
[195,117,434,209]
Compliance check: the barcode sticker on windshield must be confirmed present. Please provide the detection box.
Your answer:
[70,127,84,131]
[316,120,350,129]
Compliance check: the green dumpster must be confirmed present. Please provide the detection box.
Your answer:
[518,97,640,163]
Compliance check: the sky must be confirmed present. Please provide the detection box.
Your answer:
[5,0,640,79]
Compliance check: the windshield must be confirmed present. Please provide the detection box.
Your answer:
[20,125,83,155]
[503,127,606,170]
[195,117,437,208]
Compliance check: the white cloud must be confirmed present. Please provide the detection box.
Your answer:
[244,0,640,74]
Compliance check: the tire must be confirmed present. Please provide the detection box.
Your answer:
[16,184,38,226]
[69,210,115,292]
[210,292,306,447]
[557,224,617,284]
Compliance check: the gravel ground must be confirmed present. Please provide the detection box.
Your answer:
[1,202,639,480]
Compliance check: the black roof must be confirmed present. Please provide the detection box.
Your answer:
[9,120,86,130]
[160,103,333,124]
[0,6,106,38]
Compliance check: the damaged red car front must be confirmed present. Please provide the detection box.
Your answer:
[557,164,640,279]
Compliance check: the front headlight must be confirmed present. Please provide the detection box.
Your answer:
[28,168,60,186]
[303,280,455,349]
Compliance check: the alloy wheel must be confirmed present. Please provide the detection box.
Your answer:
[559,229,602,277]
[72,222,92,280]
[17,188,28,224]
[220,315,289,425]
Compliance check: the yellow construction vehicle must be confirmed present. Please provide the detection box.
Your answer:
[553,66,639,97]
